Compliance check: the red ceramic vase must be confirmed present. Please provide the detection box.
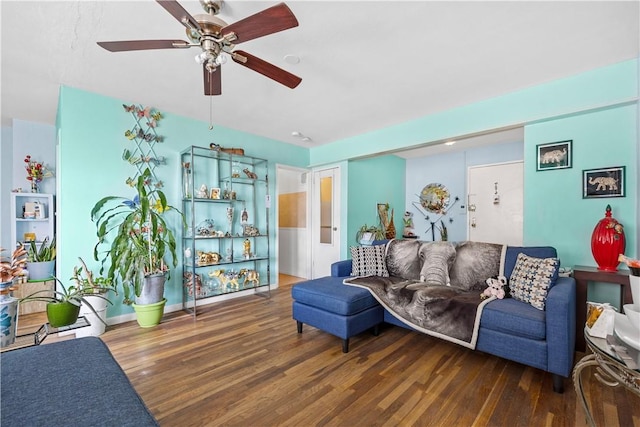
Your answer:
[591,205,625,272]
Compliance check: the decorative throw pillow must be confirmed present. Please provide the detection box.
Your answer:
[509,253,559,310]
[350,245,389,277]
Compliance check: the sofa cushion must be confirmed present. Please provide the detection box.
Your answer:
[386,239,422,280]
[291,277,379,316]
[350,245,389,277]
[509,253,559,310]
[480,298,546,340]
[449,241,504,290]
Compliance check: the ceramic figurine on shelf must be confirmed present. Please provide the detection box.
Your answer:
[243,168,258,179]
[240,269,259,287]
[226,207,234,234]
[196,184,208,199]
[243,239,251,259]
[241,208,248,225]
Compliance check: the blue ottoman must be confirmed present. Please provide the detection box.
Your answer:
[291,276,383,352]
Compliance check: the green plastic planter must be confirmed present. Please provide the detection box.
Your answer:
[47,301,80,328]
[132,298,166,328]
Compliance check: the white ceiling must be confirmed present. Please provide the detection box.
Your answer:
[1,1,638,156]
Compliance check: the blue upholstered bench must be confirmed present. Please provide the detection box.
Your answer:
[291,276,384,352]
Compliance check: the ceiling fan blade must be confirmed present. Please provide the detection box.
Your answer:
[97,40,190,52]
[232,50,301,89]
[204,65,222,96]
[156,0,202,32]
[222,3,298,44]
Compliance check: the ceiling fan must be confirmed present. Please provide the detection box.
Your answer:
[97,0,302,96]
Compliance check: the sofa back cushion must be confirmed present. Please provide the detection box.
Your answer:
[503,246,559,280]
[386,239,422,280]
[418,242,456,285]
[449,241,504,290]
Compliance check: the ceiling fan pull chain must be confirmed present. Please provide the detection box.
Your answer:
[209,96,214,130]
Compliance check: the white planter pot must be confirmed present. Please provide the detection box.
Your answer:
[26,261,55,281]
[75,294,108,337]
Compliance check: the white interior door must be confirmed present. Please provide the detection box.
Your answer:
[467,161,523,245]
[311,166,341,278]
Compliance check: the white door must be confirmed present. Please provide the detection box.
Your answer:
[311,166,341,278]
[467,161,523,245]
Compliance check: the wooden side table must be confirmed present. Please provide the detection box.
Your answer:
[574,266,631,352]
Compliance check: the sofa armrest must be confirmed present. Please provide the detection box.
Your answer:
[545,276,576,377]
[331,260,352,277]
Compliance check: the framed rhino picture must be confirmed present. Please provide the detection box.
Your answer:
[536,140,572,171]
[583,166,625,198]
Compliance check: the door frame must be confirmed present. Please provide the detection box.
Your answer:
[275,164,311,280]
[310,163,343,278]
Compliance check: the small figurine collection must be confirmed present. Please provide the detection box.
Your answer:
[184,268,260,297]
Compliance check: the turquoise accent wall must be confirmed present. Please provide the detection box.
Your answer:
[310,59,638,166]
[57,86,309,318]
[525,104,638,307]
[346,155,405,250]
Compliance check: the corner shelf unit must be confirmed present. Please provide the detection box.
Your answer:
[10,192,55,251]
[181,146,270,317]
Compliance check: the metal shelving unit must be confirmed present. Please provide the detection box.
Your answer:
[181,146,270,317]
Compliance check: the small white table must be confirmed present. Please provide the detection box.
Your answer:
[573,329,640,426]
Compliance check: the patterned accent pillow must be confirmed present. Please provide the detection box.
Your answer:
[350,245,389,277]
[509,253,559,310]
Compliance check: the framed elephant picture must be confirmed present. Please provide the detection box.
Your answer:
[536,140,572,171]
[583,166,625,198]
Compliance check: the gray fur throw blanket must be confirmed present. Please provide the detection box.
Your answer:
[344,240,505,349]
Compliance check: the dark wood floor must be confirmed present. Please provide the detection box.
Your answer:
[17,275,640,426]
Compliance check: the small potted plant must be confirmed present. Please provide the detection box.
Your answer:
[26,235,56,281]
[91,168,185,326]
[20,273,114,328]
[71,257,116,336]
[356,224,385,245]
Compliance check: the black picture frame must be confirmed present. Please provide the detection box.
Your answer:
[582,166,625,199]
[536,140,572,171]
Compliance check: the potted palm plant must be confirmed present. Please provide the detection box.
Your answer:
[91,168,185,326]
[26,236,56,281]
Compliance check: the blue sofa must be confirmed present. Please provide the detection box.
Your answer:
[292,244,576,393]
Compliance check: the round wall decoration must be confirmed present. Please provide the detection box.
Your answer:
[420,183,450,213]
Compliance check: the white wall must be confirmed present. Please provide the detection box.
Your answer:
[1,120,56,250]
[405,140,524,242]
[1,127,14,249]
[277,166,309,278]
[12,119,56,194]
